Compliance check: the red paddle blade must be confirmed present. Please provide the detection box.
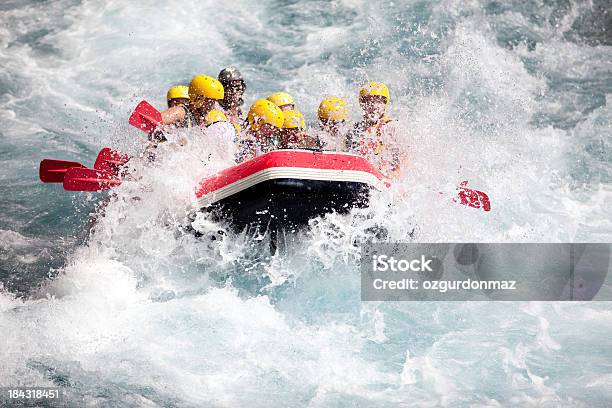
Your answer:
[63,167,121,192]
[456,181,491,212]
[94,147,130,175]
[128,100,162,133]
[40,159,85,183]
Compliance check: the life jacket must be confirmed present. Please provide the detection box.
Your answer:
[351,115,391,153]
[236,128,283,162]
[353,115,399,176]
[279,131,321,150]
[179,104,197,128]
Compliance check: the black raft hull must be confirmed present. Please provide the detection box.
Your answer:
[194,150,388,233]
[204,178,372,231]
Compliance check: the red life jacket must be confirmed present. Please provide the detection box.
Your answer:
[358,115,393,156]
[356,116,399,177]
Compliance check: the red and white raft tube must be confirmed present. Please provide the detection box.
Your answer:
[195,149,389,230]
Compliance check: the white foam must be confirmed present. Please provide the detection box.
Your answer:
[1,0,611,405]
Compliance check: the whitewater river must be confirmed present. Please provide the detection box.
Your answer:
[1,0,611,406]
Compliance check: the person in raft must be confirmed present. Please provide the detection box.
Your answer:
[267,91,296,112]
[166,85,190,109]
[315,96,351,151]
[146,85,194,144]
[279,110,321,150]
[347,82,402,177]
[218,66,246,134]
[159,75,225,128]
[237,99,285,161]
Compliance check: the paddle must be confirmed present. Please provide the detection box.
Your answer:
[128,100,162,133]
[39,159,86,183]
[63,167,121,192]
[94,147,130,175]
[456,181,491,212]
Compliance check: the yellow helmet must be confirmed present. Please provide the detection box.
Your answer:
[267,92,294,108]
[283,110,305,130]
[247,99,284,131]
[189,75,224,108]
[359,82,389,103]
[167,85,190,102]
[318,96,348,121]
[204,110,228,127]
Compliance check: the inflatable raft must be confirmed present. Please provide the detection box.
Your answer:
[195,149,389,231]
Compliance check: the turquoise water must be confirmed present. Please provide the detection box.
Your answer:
[1,0,611,406]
